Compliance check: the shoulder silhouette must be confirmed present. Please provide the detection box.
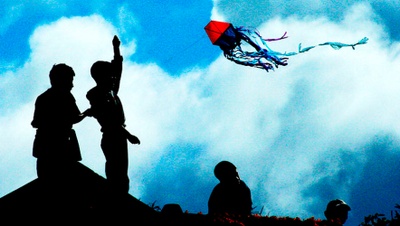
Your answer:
[208,161,252,216]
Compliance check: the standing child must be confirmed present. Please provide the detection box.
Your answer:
[86,35,140,193]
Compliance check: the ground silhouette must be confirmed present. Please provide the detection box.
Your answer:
[0,162,159,225]
[0,162,356,226]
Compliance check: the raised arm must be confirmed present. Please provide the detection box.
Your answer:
[112,35,123,93]
[113,35,121,58]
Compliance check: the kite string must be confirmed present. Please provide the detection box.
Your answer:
[162,34,209,66]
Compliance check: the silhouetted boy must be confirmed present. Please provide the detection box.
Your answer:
[323,199,351,225]
[86,35,140,193]
[208,161,252,216]
[32,63,90,180]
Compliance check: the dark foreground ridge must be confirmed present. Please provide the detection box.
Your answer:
[0,162,160,224]
[2,163,397,226]
[0,163,214,225]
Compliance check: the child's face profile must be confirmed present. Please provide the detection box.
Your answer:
[64,77,73,91]
[216,164,241,184]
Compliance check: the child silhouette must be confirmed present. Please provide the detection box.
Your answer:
[86,35,140,193]
[208,161,252,216]
[324,199,351,225]
[32,63,90,179]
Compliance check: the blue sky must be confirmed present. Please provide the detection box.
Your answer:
[1,1,400,225]
[0,0,218,75]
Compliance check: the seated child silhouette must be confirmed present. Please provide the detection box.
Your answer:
[324,199,351,225]
[208,161,252,216]
[86,35,140,193]
[32,63,90,180]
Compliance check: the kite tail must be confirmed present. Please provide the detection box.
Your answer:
[223,45,293,71]
[231,26,296,70]
[227,25,368,72]
[351,37,369,49]
[264,31,288,42]
[224,47,275,71]
[235,26,295,55]
[299,37,369,53]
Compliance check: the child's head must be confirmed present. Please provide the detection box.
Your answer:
[324,199,351,224]
[49,63,74,91]
[214,161,240,184]
[90,61,113,86]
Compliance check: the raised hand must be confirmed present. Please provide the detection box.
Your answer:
[112,35,120,48]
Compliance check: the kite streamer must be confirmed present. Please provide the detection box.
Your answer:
[204,20,368,71]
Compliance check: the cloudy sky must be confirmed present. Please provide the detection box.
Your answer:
[1,0,400,225]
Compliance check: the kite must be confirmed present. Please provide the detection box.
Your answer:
[204,20,368,71]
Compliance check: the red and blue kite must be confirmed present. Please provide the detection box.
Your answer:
[204,20,368,71]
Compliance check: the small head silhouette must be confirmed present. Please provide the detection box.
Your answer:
[49,63,74,91]
[214,161,240,184]
[324,199,351,224]
[90,61,114,87]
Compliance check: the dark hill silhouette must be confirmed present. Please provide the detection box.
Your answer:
[1,162,362,226]
[0,162,160,225]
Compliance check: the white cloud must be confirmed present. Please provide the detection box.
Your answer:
[146,2,400,219]
[1,3,400,224]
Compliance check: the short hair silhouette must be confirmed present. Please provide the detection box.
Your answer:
[90,61,112,83]
[324,199,351,224]
[214,161,238,182]
[49,63,75,87]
